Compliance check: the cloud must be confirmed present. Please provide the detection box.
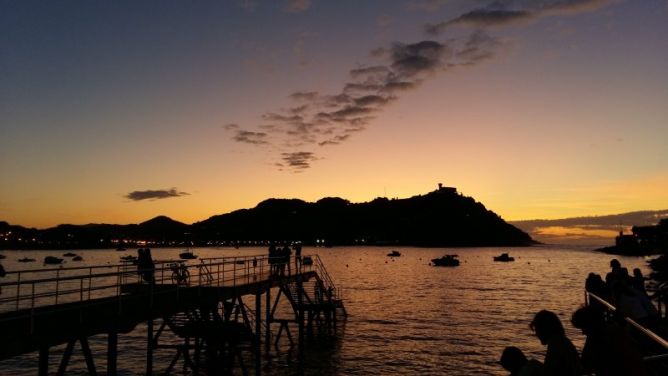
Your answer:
[125,189,190,201]
[426,9,535,35]
[281,151,317,170]
[425,0,614,35]
[390,40,447,77]
[290,91,319,101]
[233,130,269,145]
[285,0,311,13]
[228,0,614,171]
[543,0,613,15]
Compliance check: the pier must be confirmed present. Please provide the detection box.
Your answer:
[0,254,346,375]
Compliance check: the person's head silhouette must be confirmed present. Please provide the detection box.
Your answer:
[530,310,564,345]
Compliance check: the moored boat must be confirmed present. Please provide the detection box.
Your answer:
[63,252,77,257]
[387,250,401,257]
[72,255,83,261]
[431,254,460,267]
[179,248,198,260]
[18,257,36,263]
[44,256,63,265]
[493,253,515,262]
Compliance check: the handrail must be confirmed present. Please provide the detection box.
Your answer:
[586,292,668,356]
[0,254,328,315]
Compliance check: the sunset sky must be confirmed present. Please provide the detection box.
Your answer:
[1,0,667,229]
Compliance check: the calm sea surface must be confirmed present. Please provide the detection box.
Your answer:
[0,246,654,375]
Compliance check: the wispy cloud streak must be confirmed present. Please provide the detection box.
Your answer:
[226,0,614,171]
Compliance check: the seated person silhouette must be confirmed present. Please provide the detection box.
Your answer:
[499,346,543,376]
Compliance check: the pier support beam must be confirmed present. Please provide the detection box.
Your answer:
[146,319,154,376]
[107,330,118,376]
[297,280,304,358]
[255,292,261,376]
[265,287,271,355]
[38,346,49,376]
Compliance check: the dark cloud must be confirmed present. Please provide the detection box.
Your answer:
[543,0,612,15]
[425,0,613,35]
[125,188,189,201]
[290,91,319,101]
[390,41,447,77]
[319,134,351,146]
[354,95,395,107]
[447,9,535,28]
[349,65,391,79]
[234,130,269,145]
[281,151,317,170]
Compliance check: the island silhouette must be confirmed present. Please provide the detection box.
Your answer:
[1,187,535,249]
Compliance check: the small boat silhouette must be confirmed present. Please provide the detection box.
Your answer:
[431,254,460,267]
[120,255,137,261]
[72,255,83,261]
[179,248,198,260]
[493,253,515,262]
[18,257,36,263]
[44,256,63,265]
[63,252,77,257]
[387,250,401,257]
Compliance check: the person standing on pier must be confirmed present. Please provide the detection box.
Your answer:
[268,242,277,276]
[282,243,292,275]
[137,248,155,283]
[530,310,581,376]
[294,241,302,272]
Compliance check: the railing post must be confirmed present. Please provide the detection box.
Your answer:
[88,268,92,300]
[55,269,60,305]
[16,272,21,310]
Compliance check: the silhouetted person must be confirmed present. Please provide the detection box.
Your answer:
[613,278,659,330]
[631,268,646,295]
[571,305,646,376]
[585,272,608,310]
[499,346,544,376]
[268,242,277,276]
[282,244,292,275]
[606,259,624,302]
[530,310,581,376]
[294,242,302,271]
[137,248,155,283]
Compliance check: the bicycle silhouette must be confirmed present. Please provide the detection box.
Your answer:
[169,262,190,285]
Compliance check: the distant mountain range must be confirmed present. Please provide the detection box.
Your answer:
[510,210,668,245]
[0,188,534,249]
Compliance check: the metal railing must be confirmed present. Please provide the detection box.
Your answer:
[585,291,668,363]
[0,254,328,315]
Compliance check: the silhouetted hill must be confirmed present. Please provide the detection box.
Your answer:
[0,189,534,249]
[192,189,534,247]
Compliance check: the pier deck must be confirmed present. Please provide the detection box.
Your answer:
[0,255,345,375]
